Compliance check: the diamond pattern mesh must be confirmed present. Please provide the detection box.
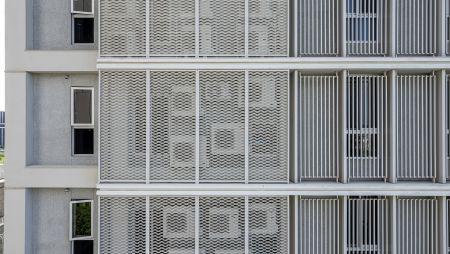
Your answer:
[149,0,196,56]
[249,71,288,182]
[248,0,288,56]
[100,0,147,56]
[249,197,288,254]
[200,0,245,56]
[199,197,245,253]
[100,71,147,182]
[200,71,245,182]
[149,72,196,182]
[100,197,146,254]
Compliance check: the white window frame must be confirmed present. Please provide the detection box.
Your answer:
[69,200,94,241]
[71,87,94,126]
[71,0,94,15]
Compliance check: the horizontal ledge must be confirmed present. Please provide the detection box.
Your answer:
[97,182,450,196]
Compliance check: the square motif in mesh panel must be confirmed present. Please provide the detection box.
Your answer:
[249,197,288,254]
[249,71,288,182]
[149,72,196,182]
[200,71,245,182]
[100,71,147,182]
[200,197,245,253]
[100,0,146,56]
[100,197,146,254]
[248,0,288,56]
[199,0,245,56]
[149,0,196,56]
[149,197,196,253]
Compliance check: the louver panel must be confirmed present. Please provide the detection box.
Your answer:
[298,0,340,56]
[396,0,437,56]
[199,71,245,182]
[99,197,146,254]
[397,75,437,180]
[346,75,388,180]
[347,197,389,253]
[249,71,289,182]
[149,197,196,253]
[149,71,196,182]
[249,197,288,254]
[100,71,147,182]
[199,197,245,253]
[99,0,146,56]
[199,0,245,56]
[397,198,438,254]
[149,0,196,56]
[248,0,288,56]
[299,75,340,180]
[346,0,388,56]
[299,197,340,254]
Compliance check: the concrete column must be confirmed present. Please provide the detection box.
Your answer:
[339,70,348,183]
[436,70,447,183]
[438,196,447,254]
[339,0,347,57]
[388,196,397,254]
[339,196,347,254]
[437,0,447,56]
[388,70,397,183]
[388,0,397,57]
[4,188,32,254]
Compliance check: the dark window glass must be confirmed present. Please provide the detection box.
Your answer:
[74,128,94,155]
[74,18,94,44]
[73,89,92,124]
[73,0,93,13]
[73,240,94,254]
[72,201,92,238]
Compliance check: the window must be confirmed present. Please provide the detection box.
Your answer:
[73,17,94,44]
[70,200,94,254]
[346,0,378,42]
[71,0,94,15]
[71,87,94,155]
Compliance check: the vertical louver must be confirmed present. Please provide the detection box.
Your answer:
[396,74,437,180]
[298,74,340,180]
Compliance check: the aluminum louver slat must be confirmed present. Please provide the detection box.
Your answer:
[100,71,147,182]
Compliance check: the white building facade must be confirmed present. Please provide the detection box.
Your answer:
[5,0,450,253]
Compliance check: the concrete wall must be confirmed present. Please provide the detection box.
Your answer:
[33,74,98,165]
[31,188,97,254]
[32,0,98,50]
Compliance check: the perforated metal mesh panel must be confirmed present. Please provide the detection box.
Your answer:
[249,71,288,182]
[100,197,146,254]
[100,71,147,182]
[396,0,437,56]
[299,75,340,180]
[199,197,245,253]
[397,75,437,180]
[149,71,196,182]
[199,71,245,182]
[299,197,340,254]
[200,0,245,56]
[397,198,438,254]
[346,75,388,180]
[149,0,196,56]
[100,0,146,56]
[249,197,288,254]
[298,0,340,56]
[248,0,288,56]
[149,197,196,253]
[347,197,389,253]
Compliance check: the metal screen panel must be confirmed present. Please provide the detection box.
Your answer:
[396,0,437,56]
[397,75,437,180]
[149,71,196,182]
[99,0,147,56]
[149,197,196,253]
[99,197,147,254]
[100,71,147,182]
[199,71,245,182]
[199,0,245,56]
[346,75,388,180]
[299,75,340,180]
[299,197,340,254]
[248,0,288,56]
[149,0,196,56]
[298,0,340,56]
[249,197,288,254]
[346,0,388,56]
[249,71,289,182]
[199,197,245,253]
[397,198,438,254]
[347,197,388,253]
